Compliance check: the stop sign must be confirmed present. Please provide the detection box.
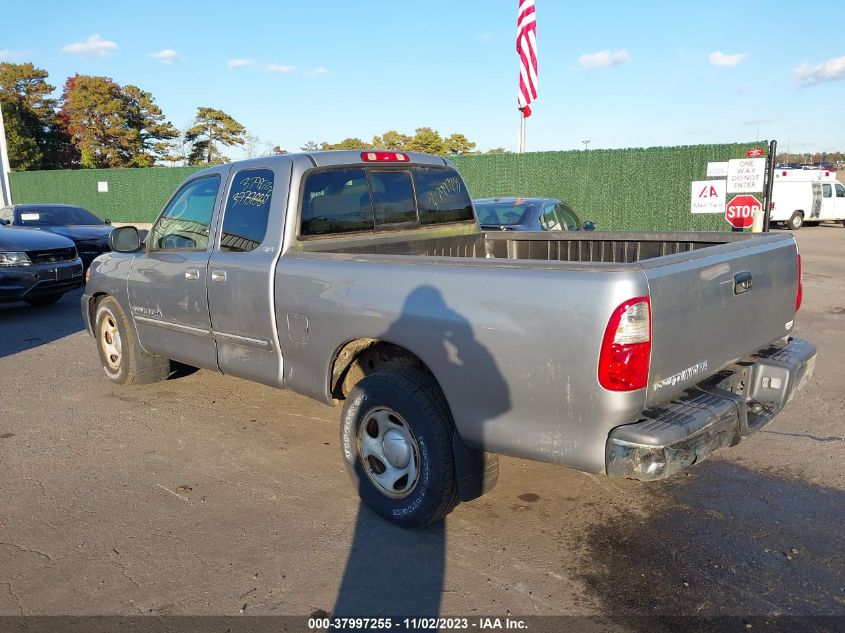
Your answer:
[725,194,761,229]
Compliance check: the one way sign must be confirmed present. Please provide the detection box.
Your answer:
[690,180,727,214]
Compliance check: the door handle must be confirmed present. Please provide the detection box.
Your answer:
[211,269,227,282]
[184,268,200,281]
[734,271,752,295]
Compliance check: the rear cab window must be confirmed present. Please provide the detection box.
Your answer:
[300,165,473,237]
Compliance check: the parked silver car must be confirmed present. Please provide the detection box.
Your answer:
[474,197,594,231]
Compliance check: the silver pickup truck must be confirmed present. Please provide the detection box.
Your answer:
[82,150,816,527]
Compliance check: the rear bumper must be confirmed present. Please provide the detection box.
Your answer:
[606,337,817,481]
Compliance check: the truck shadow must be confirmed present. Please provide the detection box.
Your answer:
[332,286,510,619]
[0,288,85,358]
[579,460,845,629]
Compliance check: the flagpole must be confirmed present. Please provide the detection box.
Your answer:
[518,112,525,153]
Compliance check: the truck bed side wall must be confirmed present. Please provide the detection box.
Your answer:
[275,254,649,473]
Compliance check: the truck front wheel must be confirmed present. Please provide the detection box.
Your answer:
[94,296,170,385]
[788,212,804,230]
[339,369,459,527]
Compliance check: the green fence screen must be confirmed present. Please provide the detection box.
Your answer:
[9,142,763,230]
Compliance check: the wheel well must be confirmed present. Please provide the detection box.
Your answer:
[88,292,109,329]
[330,339,430,400]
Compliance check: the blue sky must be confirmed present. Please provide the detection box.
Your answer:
[1,0,843,158]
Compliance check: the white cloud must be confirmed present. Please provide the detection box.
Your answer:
[149,49,184,64]
[267,63,294,74]
[708,51,746,67]
[795,55,845,87]
[0,49,28,62]
[577,49,630,70]
[227,58,255,69]
[61,34,118,58]
[311,67,329,76]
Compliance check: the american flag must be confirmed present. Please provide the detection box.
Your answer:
[517,0,538,118]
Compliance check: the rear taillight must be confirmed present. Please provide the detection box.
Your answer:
[796,254,802,312]
[598,296,652,391]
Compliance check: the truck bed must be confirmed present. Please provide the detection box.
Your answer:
[302,230,757,264]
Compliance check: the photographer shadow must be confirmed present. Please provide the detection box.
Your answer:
[332,285,510,620]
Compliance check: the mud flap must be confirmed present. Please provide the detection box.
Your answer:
[452,433,499,502]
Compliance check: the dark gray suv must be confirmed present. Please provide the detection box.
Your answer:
[0,225,84,305]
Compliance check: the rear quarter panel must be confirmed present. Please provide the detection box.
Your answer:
[276,253,649,473]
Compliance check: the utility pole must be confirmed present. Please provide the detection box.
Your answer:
[0,101,12,206]
[582,140,591,151]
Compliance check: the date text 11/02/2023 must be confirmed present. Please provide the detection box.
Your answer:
[307,616,529,630]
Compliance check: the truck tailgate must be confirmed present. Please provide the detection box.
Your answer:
[641,233,799,406]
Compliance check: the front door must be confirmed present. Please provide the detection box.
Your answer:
[206,164,289,387]
[128,173,225,370]
[819,182,835,220]
[835,182,845,219]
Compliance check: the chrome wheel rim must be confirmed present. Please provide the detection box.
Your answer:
[357,407,420,499]
[100,313,122,371]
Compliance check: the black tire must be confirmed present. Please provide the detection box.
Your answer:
[340,369,459,527]
[94,295,170,385]
[787,212,803,230]
[841,220,845,229]
[24,292,63,306]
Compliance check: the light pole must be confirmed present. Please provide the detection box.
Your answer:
[0,101,12,206]
[582,140,591,151]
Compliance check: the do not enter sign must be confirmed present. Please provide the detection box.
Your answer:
[725,194,761,229]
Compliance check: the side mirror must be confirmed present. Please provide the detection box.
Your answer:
[104,218,112,225]
[583,221,596,232]
[109,226,142,252]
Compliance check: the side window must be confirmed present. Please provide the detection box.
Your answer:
[414,167,474,225]
[301,168,374,236]
[836,183,845,198]
[555,203,580,231]
[149,175,220,251]
[541,205,561,230]
[822,184,832,198]
[368,171,417,226]
[220,169,274,252]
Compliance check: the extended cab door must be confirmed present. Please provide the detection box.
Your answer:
[128,173,225,370]
[206,163,290,387]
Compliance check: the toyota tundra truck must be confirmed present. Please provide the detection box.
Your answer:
[81,150,816,527]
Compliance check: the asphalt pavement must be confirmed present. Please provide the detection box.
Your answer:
[0,226,843,631]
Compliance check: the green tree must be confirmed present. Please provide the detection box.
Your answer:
[58,75,178,168]
[59,75,137,168]
[486,147,508,154]
[372,130,411,150]
[122,85,178,167]
[444,133,476,155]
[406,127,447,155]
[185,107,246,165]
[300,140,319,151]
[320,137,368,150]
[0,62,57,170]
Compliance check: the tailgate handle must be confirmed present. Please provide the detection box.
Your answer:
[734,271,753,295]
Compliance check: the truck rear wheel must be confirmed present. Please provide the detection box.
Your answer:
[787,212,803,230]
[94,296,170,385]
[339,369,459,527]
